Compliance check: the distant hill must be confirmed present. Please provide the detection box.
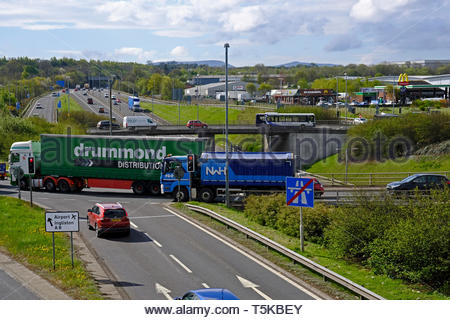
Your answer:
[273,61,338,68]
[150,60,234,68]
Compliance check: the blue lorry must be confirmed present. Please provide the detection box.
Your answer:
[128,96,141,112]
[160,152,294,202]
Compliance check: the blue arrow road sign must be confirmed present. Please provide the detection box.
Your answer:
[57,100,62,109]
[286,177,314,208]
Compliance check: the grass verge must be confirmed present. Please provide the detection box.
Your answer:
[56,96,84,113]
[174,201,448,300]
[0,196,103,299]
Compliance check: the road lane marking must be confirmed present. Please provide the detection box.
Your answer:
[144,232,162,247]
[130,221,138,229]
[169,254,192,273]
[155,283,173,300]
[202,283,210,288]
[163,207,322,300]
[129,215,174,219]
[153,240,163,248]
[237,275,272,300]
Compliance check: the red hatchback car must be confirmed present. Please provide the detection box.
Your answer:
[87,203,130,237]
[186,120,208,128]
[303,177,324,198]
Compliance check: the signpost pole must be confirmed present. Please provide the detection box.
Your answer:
[300,207,304,252]
[52,232,55,270]
[29,175,33,207]
[70,232,74,268]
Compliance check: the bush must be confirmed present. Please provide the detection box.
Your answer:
[324,194,404,260]
[277,106,337,120]
[367,190,449,293]
[244,194,332,243]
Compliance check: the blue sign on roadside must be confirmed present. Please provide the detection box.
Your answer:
[56,80,65,87]
[57,100,62,109]
[16,102,20,110]
[286,177,314,208]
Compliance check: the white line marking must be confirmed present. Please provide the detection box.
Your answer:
[202,283,210,288]
[130,221,138,229]
[163,207,322,300]
[129,215,174,219]
[153,240,163,248]
[63,198,75,201]
[169,254,192,273]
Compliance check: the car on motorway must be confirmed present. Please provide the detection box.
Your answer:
[176,289,239,300]
[113,100,118,105]
[87,98,93,104]
[83,91,87,96]
[98,106,105,113]
[116,98,121,103]
[36,102,42,109]
[353,117,368,125]
[386,173,450,195]
[96,120,120,130]
[87,202,130,237]
[186,120,208,128]
[51,92,58,97]
[111,95,116,100]
[104,93,109,98]
[302,177,325,198]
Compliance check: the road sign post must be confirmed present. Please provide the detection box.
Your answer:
[286,177,315,252]
[45,211,79,270]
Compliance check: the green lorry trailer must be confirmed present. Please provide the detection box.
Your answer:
[9,134,207,195]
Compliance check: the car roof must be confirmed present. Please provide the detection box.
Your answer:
[96,203,124,210]
[189,289,239,300]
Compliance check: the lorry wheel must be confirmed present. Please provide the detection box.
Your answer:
[148,184,160,196]
[45,179,56,192]
[58,180,71,193]
[132,182,146,195]
[174,188,188,202]
[199,188,215,203]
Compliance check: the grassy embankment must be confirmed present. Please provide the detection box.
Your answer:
[0,197,103,299]
[55,96,84,112]
[175,201,448,300]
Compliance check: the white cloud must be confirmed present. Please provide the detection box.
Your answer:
[114,47,156,62]
[170,46,189,58]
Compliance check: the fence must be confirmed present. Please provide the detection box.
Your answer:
[309,171,450,186]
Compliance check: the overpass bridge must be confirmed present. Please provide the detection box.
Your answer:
[87,124,349,166]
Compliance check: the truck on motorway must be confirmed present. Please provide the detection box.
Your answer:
[128,96,141,112]
[161,152,294,202]
[9,135,207,195]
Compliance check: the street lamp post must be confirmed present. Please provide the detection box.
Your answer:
[196,73,199,120]
[224,43,230,208]
[109,76,115,136]
[344,72,348,120]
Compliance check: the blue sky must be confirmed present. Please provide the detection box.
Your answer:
[0,0,449,66]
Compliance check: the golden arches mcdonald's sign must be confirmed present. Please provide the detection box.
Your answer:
[398,73,409,86]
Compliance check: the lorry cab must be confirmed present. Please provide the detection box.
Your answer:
[9,141,41,188]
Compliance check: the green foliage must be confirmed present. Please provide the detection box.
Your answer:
[243,190,449,294]
[246,83,257,96]
[244,194,332,242]
[346,113,450,159]
[367,190,449,293]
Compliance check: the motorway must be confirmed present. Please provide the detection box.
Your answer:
[25,94,56,122]
[0,180,320,300]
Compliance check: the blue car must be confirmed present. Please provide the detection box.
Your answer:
[176,289,239,300]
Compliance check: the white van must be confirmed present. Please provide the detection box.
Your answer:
[123,116,157,129]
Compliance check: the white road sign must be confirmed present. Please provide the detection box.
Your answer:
[45,211,79,232]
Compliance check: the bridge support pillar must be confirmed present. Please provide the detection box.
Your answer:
[198,133,215,151]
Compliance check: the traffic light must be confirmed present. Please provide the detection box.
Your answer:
[187,154,195,172]
[28,157,35,174]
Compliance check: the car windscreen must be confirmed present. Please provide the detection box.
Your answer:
[104,209,126,218]
[400,175,417,183]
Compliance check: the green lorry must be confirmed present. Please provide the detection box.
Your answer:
[9,134,207,195]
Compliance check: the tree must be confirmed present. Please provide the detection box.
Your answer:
[258,83,272,95]
[246,83,257,96]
